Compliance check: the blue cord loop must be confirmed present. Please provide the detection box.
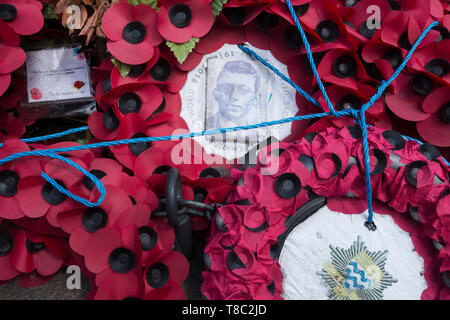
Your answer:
[0,2,442,225]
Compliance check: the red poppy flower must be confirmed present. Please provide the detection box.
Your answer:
[0,139,42,220]
[108,112,179,170]
[109,47,160,88]
[67,157,124,203]
[101,1,163,65]
[0,109,26,139]
[385,72,450,147]
[158,0,214,44]
[9,229,65,276]
[141,55,188,93]
[0,0,44,36]
[315,48,368,90]
[244,10,284,51]
[0,73,25,110]
[0,20,25,91]
[143,249,189,299]
[195,18,246,55]
[30,88,42,100]
[1,143,91,219]
[74,81,85,90]
[0,229,21,281]
[222,1,270,27]
[82,224,142,292]
[56,186,143,256]
[101,83,165,122]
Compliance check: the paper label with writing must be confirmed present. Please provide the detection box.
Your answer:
[26,47,92,103]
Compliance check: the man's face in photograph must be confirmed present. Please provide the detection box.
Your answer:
[214,62,259,122]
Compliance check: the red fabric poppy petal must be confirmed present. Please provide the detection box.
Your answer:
[157,6,193,43]
[16,176,50,218]
[9,230,34,273]
[416,114,450,147]
[84,227,122,274]
[95,271,141,300]
[162,251,189,284]
[88,112,118,141]
[90,158,123,174]
[6,3,44,36]
[188,2,214,39]
[385,74,431,121]
[0,196,24,219]
[134,147,167,182]
[107,39,155,66]
[422,86,450,114]
[69,227,94,256]
[46,197,80,228]
[44,158,87,187]
[175,50,203,72]
[113,204,151,230]
[33,249,63,276]
[145,281,186,300]
[0,45,26,74]
[131,4,162,46]
[101,0,133,41]
[328,196,368,214]
[135,84,164,119]
[101,186,133,223]
[0,255,20,281]
[57,208,84,233]
[0,73,11,96]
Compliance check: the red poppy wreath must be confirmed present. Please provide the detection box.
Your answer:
[0,0,448,301]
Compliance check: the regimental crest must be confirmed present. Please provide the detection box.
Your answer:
[317,236,397,300]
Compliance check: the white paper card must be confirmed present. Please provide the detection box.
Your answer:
[26,47,92,103]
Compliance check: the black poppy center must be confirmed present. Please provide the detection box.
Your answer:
[345,0,359,7]
[82,207,108,233]
[103,75,112,94]
[150,58,171,82]
[284,26,302,49]
[118,92,142,114]
[153,165,171,175]
[25,239,45,253]
[83,169,107,191]
[153,97,166,115]
[432,26,449,42]
[294,4,310,17]
[0,4,17,22]
[398,32,412,50]
[42,179,67,205]
[199,168,221,178]
[169,4,192,28]
[139,226,158,251]
[223,7,246,27]
[109,247,135,273]
[419,143,441,161]
[388,0,401,10]
[425,59,449,78]
[382,130,406,150]
[129,133,151,156]
[128,63,147,78]
[146,263,169,288]
[316,20,339,42]
[0,232,13,256]
[337,95,361,110]
[256,12,279,31]
[441,101,450,124]
[103,108,120,132]
[333,55,357,78]
[274,173,301,199]
[122,21,146,44]
[382,48,402,70]
[0,170,19,197]
[359,20,379,40]
[411,75,433,96]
